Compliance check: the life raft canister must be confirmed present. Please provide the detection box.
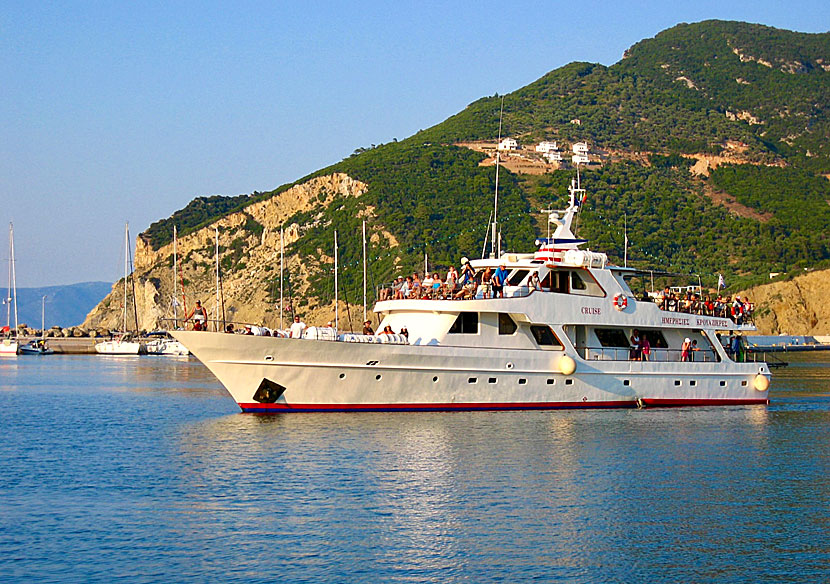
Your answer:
[613,293,628,311]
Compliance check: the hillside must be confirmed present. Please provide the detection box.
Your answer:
[13,282,112,329]
[83,20,830,331]
[741,268,830,335]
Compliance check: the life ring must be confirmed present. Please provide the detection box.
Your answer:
[613,293,628,311]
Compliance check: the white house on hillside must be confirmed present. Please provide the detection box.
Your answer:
[498,138,518,151]
[572,153,590,165]
[544,151,562,162]
[572,142,589,155]
[535,141,558,153]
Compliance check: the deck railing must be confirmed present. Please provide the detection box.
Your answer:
[577,346,720,363]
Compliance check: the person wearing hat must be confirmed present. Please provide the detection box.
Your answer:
[362,320,375,335]
[681,338,692,362]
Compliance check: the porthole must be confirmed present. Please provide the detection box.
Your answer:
[565,379,573,386]
[674,380,681,386]
[518,378,527,385]
[720,380,727,387]
[375,374,382,381]
[264,355,274,361]
[690,380,697,387]
[623,379,630,386]
[505,362,514,370]
[468,377,477,384]
[339,373,346,379]
[488,377,497,384]
[432,376,439,383]
[741,380,748,387]
[546,379,555,385]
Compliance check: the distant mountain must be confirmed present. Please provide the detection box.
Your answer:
[85,20,830,329]
[8,282,112,329]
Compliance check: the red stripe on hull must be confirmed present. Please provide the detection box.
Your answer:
[238,400,637,413]
[639,398,769,407]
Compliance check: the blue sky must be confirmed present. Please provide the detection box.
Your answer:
[2,1,828,286]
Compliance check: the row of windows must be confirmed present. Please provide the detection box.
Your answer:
[336,372,745,389]
[449,312,563,348]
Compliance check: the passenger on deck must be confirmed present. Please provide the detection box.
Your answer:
[529,272,541,291]
[397,276,412,299]
[629,329,642,361]
[480,267,493,299]
[455,260,476,299]
[660,287,671,310]
[289,315,307,338]
[430,273,442,298]
[640,334,651,361]
[411,272,422,297]
[492,265,507,298]
[399,326,409,339]
[445,266,458,294]
[242,325,253,335]
[225,324,235,334]
[186,300,208,331]
[380,325,394,335]
[681,338,692,362]
[363,320,375,335]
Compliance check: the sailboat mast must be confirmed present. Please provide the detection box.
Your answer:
[362,220,367,323]
[173,226,178,327]
[123,223,129,333]
[280,227,284,330]
[491,96,504,259]
[334,230,339,333]
[41,296,46,340]
[215,227,220,333]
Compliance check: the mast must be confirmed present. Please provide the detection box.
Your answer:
[280,227,284,330]
[215,227,220,332]
[490,96,504,259]
[173,226,178,327]
[123,223,129,333]
[362,220,367,323]
[41,296,46,340]
[6,223,18,335]
[334,230,339,333]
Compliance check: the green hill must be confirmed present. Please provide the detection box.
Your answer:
[141,20,830,307]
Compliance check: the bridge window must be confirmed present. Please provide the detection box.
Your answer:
[530,325,563,348]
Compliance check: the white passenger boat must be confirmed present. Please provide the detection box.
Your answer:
[173,181,770,412]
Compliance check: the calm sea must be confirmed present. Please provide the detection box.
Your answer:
[0,353,828,583]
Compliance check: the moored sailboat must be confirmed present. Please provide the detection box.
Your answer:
[95,223,143,355]
[1,223,19,356]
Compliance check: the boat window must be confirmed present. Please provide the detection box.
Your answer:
[570,271,587,290]
[541,270,568,293]
[507,269,529,286]
[449,312,479,334]
[641,329,668,349]
[595,328,630,348]
[530,325,563,348]
[498,313,517,335]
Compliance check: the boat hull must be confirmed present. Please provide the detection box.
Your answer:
[0,339,19,356]
[173,331,770,412]
[95,340,143,355]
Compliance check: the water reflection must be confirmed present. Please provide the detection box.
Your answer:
[1,354,829,582]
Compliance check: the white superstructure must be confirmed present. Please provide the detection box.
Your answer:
[174,179,770,413]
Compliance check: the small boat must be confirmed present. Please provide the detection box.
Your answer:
[144,331,189,356]
[19,339,54,355]
[20,296,55,355]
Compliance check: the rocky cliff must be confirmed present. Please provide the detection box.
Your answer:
[81,173,370,332]
[741,269,830,335]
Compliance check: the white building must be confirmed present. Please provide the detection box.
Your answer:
[498,138,518,151]
[536,141,559,153]
[572,142,589,155]
[544,151,563,162]
[572,154,590,165]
